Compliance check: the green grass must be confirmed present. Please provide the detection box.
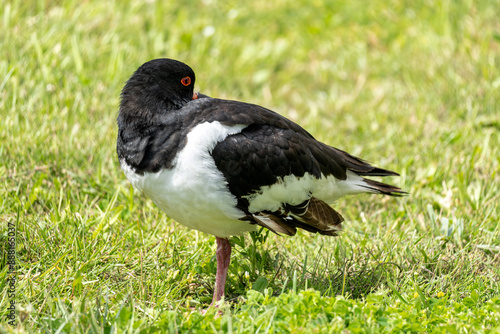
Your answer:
[1,0,500,332]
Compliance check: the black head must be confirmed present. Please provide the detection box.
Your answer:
[119,58,196,117]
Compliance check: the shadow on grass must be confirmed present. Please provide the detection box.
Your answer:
[194,229,500,304]
[195,230,406,301]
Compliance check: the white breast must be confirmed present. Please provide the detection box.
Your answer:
[121,121,256,238]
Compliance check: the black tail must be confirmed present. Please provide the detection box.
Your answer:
[332,147,401,177]
[361,178,407,196]
[327,146,406,196]
[356,167,400,177]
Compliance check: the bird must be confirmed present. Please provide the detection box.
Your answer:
[117,58,405,305]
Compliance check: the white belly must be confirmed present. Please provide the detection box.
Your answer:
[121,121,256,238]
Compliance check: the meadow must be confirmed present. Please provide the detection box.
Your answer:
[1,0,500,332]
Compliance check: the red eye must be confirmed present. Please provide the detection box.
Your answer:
[181,76,191,86]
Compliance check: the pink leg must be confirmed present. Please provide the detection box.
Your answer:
[212,237,232,305]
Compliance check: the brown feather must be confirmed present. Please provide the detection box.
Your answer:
[292,197,344,236]
[246,197,344,237]
[251,213,297,236]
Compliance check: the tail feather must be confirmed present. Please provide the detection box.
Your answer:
[336,148,407,196]
[332,147,400,177]
[356,167,399,177]
[361,178,407,196]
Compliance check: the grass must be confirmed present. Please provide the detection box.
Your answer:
[1,0,500,332]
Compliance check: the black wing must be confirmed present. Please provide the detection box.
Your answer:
[211,123,350,236]
[212,124,345,200]
[208,102,405,236]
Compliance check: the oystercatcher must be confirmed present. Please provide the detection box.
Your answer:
[117,58,405,304]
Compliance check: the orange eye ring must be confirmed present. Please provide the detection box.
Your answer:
[181,76,191,86]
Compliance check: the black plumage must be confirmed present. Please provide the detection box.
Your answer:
[117,58,406,304]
